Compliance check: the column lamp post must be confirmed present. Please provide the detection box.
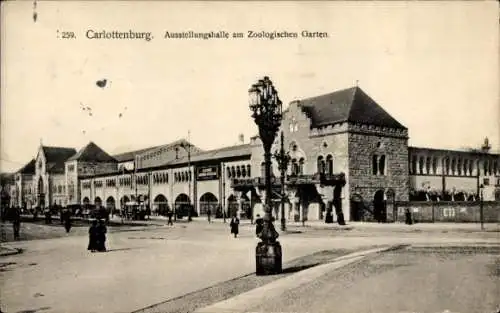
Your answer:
[273,131,291,232]
[479,184,484,230]
[249,76,283,275]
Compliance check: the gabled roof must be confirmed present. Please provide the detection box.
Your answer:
[39,146,77,174]
[112,139,203,163]
[168,144,251,166]
[41,146,77,164]
[67,141,117,162]
[298,86,407,130]
[17,159,36,174]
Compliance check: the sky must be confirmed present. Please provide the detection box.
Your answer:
[1,1,499,172]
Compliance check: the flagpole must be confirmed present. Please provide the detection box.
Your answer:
[188,130,192,221]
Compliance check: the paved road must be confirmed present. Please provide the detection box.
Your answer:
[250,246,500,313]
[0,221,498,313]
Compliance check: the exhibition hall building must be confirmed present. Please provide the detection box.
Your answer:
[9,87,500,222]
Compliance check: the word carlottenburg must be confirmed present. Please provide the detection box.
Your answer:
[86,30,153,41]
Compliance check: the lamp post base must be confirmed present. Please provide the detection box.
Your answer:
[256,241,282,275]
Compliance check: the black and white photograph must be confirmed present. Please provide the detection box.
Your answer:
[0,1,499,313]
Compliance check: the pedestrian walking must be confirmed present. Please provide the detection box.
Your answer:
[405,208,413,225]
[255,214,264,238]
[44,208,50,224]
[230,215,240,238]
[87,219,98,252]
[96,219,107,252]
[207,208,211,223]
[63,209,72,233]
[167,209,173,226]
[12,207,21,240]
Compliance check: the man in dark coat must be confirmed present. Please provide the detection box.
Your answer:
[12,207,21,240]
[167,209,173,226]
[207,208,212,223]
[87,220,98,252]
[230,215,240,238]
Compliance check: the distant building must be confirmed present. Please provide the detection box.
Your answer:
[8,87,500,222]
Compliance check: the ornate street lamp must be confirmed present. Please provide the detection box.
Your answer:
[249,76,283,275]
[273,131,291,232]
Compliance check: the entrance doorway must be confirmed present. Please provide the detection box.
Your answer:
[373,190,387,223]
[199,192,218,216]
[350,194,363,222]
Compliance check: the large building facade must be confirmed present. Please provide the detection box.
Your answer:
[9,87,500,222]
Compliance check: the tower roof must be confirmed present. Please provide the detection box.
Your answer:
[298,86,407,130]
[67,141,117,162]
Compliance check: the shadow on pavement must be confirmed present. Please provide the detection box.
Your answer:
[282,263,320,274]
[14,306,51,313]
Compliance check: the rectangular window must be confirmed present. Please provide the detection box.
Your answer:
[483,178,490,186]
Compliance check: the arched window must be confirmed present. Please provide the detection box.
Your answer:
[457,158,462,175]
[298,158,305,175]
[231,166,236,178]
[227,167,231,178]
[241,166,246,177]
[326,155,333,175]
[317,156,325,174]
[426,157,431,174]
[165,173,168,183]
[451,158,456,175]
[419,156,424,174]
[261,162,265,177]
[411,155,417,174]
[236,166,241,178]
[373,155,379,175]
[247,164,251,177]
[445,158,450,175]
[432,158,437,175]
[378,155,386,175]
[463,160,468,176]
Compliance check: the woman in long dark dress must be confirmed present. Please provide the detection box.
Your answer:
[64,209,72,233]
[96,219,107,252]
[230,215,240,238]
[87,220,98,252]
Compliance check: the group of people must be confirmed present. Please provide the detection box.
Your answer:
[87,219,108,252]
[228,214,266,239]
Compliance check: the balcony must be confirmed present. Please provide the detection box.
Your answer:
[230,172,346,189]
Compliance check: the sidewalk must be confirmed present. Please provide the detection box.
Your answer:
[195,242,500,313]
[164,216,500,232]
[194,245,403,313]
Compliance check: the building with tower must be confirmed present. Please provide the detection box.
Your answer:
[9,86,500,222]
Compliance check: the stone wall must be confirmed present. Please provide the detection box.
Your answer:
[348,125,409,208]
[394,201,500,223]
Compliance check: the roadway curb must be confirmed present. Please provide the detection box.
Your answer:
[0,245,23,257]
[194,244,407,313]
